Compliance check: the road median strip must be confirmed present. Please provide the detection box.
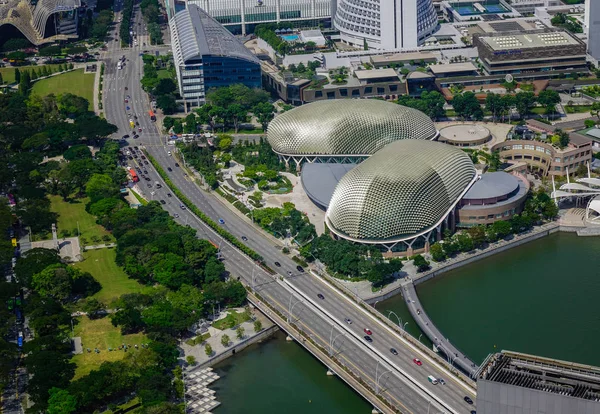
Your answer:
[145,151,266,264]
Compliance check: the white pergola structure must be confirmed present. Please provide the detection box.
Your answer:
[551,163,600,209]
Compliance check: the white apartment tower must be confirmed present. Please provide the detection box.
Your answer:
[586,0,600,61]
[333,0,438,50]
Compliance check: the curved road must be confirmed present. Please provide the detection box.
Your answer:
[100,7,477,413]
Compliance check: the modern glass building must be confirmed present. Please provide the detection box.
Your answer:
[325,140,477,253]
[332,0,439,50]
[184,0,331,34]
[169,5,261,109]
[266,99,438,168]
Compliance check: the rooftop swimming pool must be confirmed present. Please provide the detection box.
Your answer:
[280,34,299,42]
[450,1,509,16]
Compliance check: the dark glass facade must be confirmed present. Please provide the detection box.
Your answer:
[202,55,261,90]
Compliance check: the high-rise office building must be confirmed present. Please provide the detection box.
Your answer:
[585,0,600,61]
[170,5,261,109]
[333,0,439,50]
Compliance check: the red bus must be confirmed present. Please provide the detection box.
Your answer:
[148,110,156,121]
[129,168,139,183]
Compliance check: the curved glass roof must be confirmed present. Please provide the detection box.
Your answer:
[267,100,438,156]
[325,140,476,243]
[170,5,260,64]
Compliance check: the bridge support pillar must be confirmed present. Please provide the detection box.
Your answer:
[286,335,293,342]
[326,369,335,376]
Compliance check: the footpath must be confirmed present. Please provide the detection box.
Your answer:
[181,307,276,369]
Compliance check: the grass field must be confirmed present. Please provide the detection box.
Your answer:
[31,69,94,102]
[212,309,251,330]
[157,69,172,79]
[71,316,147,380]
[0,64,63,84]
[75,249,148,304]
[49,195,114,244]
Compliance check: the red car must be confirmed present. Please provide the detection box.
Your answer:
[364,328,372,336]
[413,358,422,366]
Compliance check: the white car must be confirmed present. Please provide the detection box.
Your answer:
[167,151,172,156]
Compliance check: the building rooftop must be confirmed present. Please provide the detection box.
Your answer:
[478,350,600,402]
[370,51,437,66]
[354,68,399,81]
[301,163,356,208]
[569,132,593,147]
[479,29,581,52]
[429,62,478,75]
[170,5,259,64]
[463,172,520,200]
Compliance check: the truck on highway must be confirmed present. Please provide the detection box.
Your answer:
[148,110,156,121]
[129,168,139,183]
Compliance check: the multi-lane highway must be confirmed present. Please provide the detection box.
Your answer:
[101,7,477,413]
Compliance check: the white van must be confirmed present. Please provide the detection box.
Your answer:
[427,375,438,385]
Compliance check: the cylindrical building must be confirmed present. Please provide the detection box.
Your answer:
[333,0,438,50]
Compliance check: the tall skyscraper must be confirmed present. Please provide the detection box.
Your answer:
[585,0,600,60]
[333,0,438,50]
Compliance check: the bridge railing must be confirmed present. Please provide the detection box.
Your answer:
[246,291,398,414]
[312,269,478,390]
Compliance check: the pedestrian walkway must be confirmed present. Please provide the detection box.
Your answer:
[185,368,220,413]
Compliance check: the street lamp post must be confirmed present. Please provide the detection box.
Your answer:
[403,322,408,333]
[418,334,423,343]
[287,294,304,324]
[251,268,256,292]
[387,310,402,329]
[375,361,392,396]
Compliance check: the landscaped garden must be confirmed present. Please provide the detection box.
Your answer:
[32,68,95,102]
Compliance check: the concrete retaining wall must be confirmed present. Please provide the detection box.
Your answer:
[195,325,279,370]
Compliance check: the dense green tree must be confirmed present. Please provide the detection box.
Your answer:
[253,102,275,131]
[156,94,178,114]
[85,173,119,203]
[63,144,92,161]
[537,90,561,116]
[412,255,430,272]
[429,243,446,262]
[452,92,483,120]
[47,387,77,414]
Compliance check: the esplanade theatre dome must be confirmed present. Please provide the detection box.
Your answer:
[325,140,477,245]
[266,100,438,158]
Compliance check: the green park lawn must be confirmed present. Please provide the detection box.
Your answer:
[49,195,113,244]
[75,249,149,304]
[156,69,172,79]
[212,309,251,330]
[31,68,94,102]
[0,64,63,84]
[71,316,148,380]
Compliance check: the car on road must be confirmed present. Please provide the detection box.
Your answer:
[160,200,166,205]
[438,378,445,385]
[133,135,139,139]
[124,99,128,103]
[363,335,372,343]
[167,193,172,198]
[417,309,421,315]
[133,146,138,150]
[141,155,146,159]
[147,183,152,188]
[364,328,372,335]
[464,396,473,405]
[143,170,148,174]
[144,161,149,165]
[344,318,352,324]
[274,262,281,267]
[180,205,186,210]
[167,167,172,172]
[317,293,325,300]
[390,348,398,355]
[287,271,292,276]
[174,162,180,167]
[413,358,422,366]
[241,236,248,241]
[174,213,179,218]
[296,265,304,272]
[138,128,142,132]
[218,218,225,224]
[122,134,130,139]
[128,156,133,160]
[125,87,128,90]
[150,191,155,196]
[167,151,172,156]
[126,106,130,110]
